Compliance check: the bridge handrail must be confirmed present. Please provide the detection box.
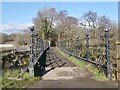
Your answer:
[57,28,114,80]
[19,26,50,77]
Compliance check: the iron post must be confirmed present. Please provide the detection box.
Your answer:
[76,36,79,56]
[68,38,69,52]
[86,33,89,60]
[29,26,34,77]
[104,28,112,80]
[35,34,38,58]
[70,38,73,52]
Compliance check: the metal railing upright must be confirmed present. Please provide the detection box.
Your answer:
[28,26,49,77]
[57,28,115,80]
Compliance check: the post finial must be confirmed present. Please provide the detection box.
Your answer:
[30,26,34,31]
[104,28,109,32]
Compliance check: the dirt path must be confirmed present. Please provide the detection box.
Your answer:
[28,47,118,88]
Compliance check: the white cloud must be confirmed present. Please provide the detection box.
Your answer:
[0,23,33,34]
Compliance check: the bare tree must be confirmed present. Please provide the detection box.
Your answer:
[98,15,112,29]
[80,11,98,29]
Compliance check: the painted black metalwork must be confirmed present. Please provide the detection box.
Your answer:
[29,26,35,77]
[57,28,113,80]
[104,28,112,80]
[29,26,49,77]
[86,33,89,61]
[75,36,79,56]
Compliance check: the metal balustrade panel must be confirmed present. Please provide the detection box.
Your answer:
[27,26,50,77]
[57,28,115,80]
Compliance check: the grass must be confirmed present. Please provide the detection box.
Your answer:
[57,48,107,81]
[2,69,41,88]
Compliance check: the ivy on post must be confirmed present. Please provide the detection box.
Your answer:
[29,26,34,77]
[104,28,112,80]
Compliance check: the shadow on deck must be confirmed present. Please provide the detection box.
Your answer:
[34,47,66,77]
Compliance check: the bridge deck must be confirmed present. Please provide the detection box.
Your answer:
[29,47,118,88]
[46,47,75,68]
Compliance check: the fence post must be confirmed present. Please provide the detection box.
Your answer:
[29,26,34,77]
[104,28,112,80]
[116,41,120,82]
[86,33,89,60]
